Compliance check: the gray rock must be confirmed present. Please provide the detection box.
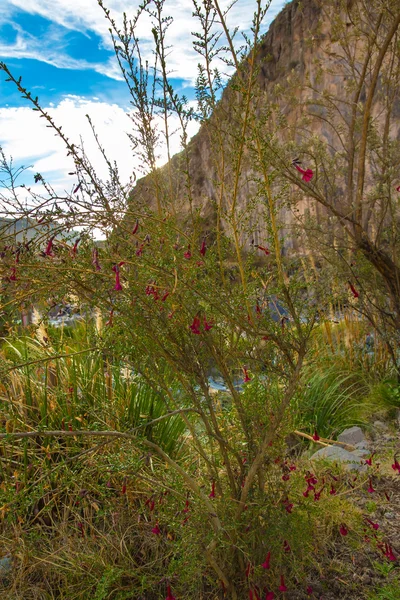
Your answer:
[352,448,370,458]
[384,512,396,520]
[0,556,12,578]
[337,426,365,446]
[354,440,369,450]
[310,445,366,471]
[373,420,388,431]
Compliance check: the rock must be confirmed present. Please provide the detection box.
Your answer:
[352,448,369,458]
[337,426,365,446]
[354,440,369,450]
[0,556,12,579]
[310,445,366,471]
[384,512,396,520]
[373,420,388,431]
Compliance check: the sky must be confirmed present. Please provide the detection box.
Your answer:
[0,0,287,205]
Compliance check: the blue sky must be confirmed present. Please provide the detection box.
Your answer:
[0,0,286,197]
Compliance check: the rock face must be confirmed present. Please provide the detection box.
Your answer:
[128,0,400,252]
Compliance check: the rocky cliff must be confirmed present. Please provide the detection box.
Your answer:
[128,0,400,254]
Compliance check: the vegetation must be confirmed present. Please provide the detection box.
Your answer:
[0,0,399,598]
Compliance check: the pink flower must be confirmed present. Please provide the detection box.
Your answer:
[314,487,324,501]
[279,574,287,592]
[161,291,169,302]
[283,540,291,553]
[391,459,400,473]
[200,238,207,256]
[367,478,375,493]
[92,247,101,271]
[190,316,202,334]
[9,266,17,281]
[45,236,55,257]
[165,584,176,600]
[295,164,314,182]
[348,281,359,298]
[329,484,337,495]
[396,185,400,192]
[151,523,161,535]
[243,368,251,383]
[256,245,270,255]
[265,592,275,600]
[282,473,290,481]
[132,219,139,235]
[209,481,216,498]
[183,499,190,514]
[306,585,313,595]
[261,551,271,570]
[365,454,374,466]
[184,244,192,259]
[339,524,348,536]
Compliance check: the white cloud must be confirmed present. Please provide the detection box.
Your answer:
[1,0,287,82]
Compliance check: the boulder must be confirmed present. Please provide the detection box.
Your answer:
[337,426,365,446]
[310,445,366,471]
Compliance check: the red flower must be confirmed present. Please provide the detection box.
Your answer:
[9,266,17,281]
[121,482,127,494]
[136,244,144,256]
[184,244,192,259]
[265,592,275,600]
[314,487,324,501]
[209,481,216,498]
[384,543,396,561]
[132,219,139,235]
[243,367,251,383]
[190,315,202,334]
[161,291,170,302]
[365,518,379,531]
[282,498,293,513]
[367,478,375,493]
[183,499,190,514]
[200,238,207,256]
[282,473,290,481]
[261,551,271,570]
[77,522,84,537]
[256,245,270,255]
[283,540,291,553]
[306,585,313,596]
[348,281,359,298]
[112,263,124,291]
[165,585,176,600]
[329,484,337,495]
[396,185,400,192]
[45,236,55,257]
[312,429,320,441]
[295,164,314,182]
[92,247,101,271]
[204,317,213,331]
[391,459,400,473]
[279,574,287,592]
[151,523,161,535]
[72,238,80,256]
[365,454,374,466]
[384,491,391,501]
[339,524,348,536]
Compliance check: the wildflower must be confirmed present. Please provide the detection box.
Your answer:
[112,262,124,291]
[190,315,202,334]
[367,478,375,493]
[184,244,192,259]
[165,585,176,600]
[121,481,127,494]
[283,540,291,553]
[282,473,290,481]
[312,429,320,441]
[256,244,270,255]
[72,238,80,256]
[348,281,359,298]
[339,524,348,536]
[365,517,379,530]
[136,243,144,256]
[265,592,275,600]
[92,247,101,270]
[294,163,314,182]
[161,291,169,302]
[365,454,374,466]
[384,543,396,561]
[9,267,17,281]
[209,481,216,498]
[282,498,293,513]
[391,458,400,473]
[204,317,213,331]
[77,522,84,537]
[245,563,253,578]
[396,185,400,192]
[306,585,313,595]
[243,367,251,383]
[249,591,253,600]
[151,523,161,535]
[314,487,324,501]
[279,574,287,592]
[261,551,271,570]
[289,464,296,471]
[200,238,207,256]
[45,236,55,257]
[132,219,139,235]
[183,499,190,514]
[329,484,337,495]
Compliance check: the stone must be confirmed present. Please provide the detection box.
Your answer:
[0,556,12,579]
[373,420,388,431]
[352,448,369,458]
[310,445,366,471]
[337,426,366,446]
[354,441,369,450]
